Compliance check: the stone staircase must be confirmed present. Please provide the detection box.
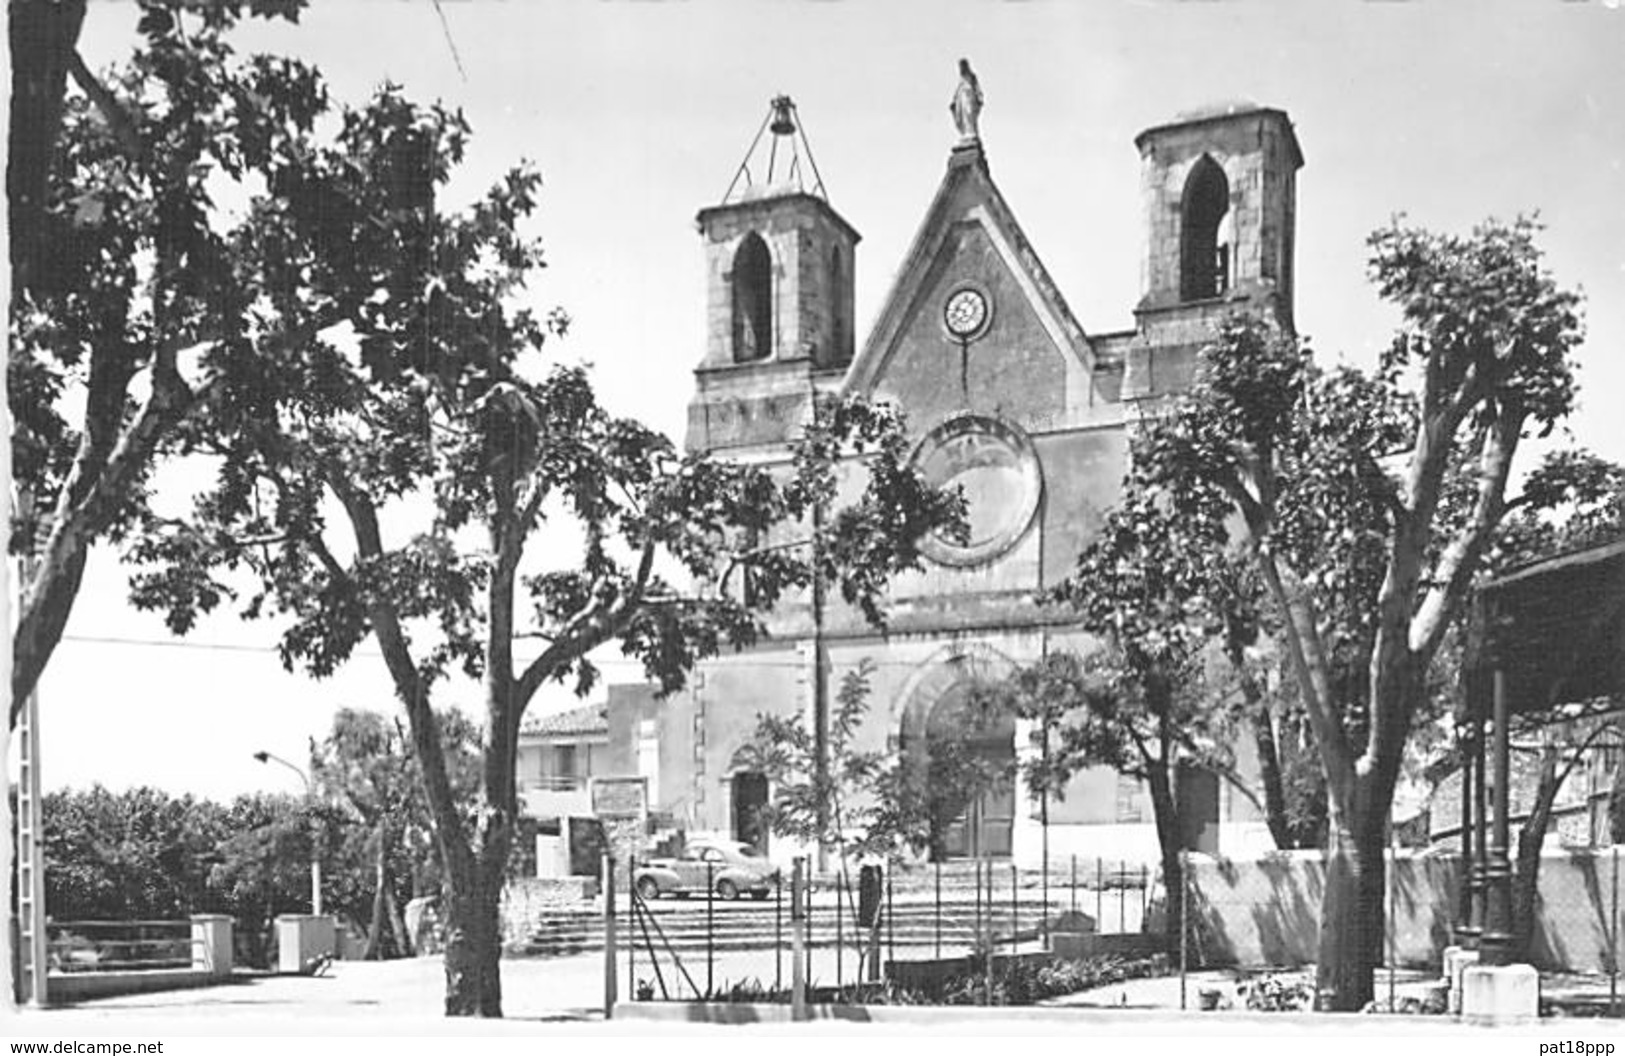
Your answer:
[510,861,1156,957]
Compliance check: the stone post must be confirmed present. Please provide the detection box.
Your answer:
[190,914,233,977]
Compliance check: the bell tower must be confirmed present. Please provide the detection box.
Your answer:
[686,97,860,454]
[1120,103,1302,406]
[1134,102,1303,330]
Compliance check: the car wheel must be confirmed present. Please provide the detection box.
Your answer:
[716,879,740,901]
[750,890,769,901]
[635,877,660,902]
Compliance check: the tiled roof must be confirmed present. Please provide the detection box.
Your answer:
[520,702,608,739]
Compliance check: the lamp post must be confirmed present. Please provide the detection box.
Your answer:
[253,749,323,917]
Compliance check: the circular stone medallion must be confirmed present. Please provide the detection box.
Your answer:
[912,414,1042,568]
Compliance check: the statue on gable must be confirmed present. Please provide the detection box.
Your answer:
[950,58,984,144]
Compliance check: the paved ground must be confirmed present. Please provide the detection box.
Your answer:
[16,953,1625,1036]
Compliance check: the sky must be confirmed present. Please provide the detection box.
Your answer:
[15,0,1625,801]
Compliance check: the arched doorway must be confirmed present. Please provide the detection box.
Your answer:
[927,683,1015,859]
[898,653,1018,861]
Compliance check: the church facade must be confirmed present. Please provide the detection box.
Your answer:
[605,90,1304,869]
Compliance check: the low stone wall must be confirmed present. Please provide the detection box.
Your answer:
[500,876,600,950]
[1185,847,1624,972]
[49,969,226,1004]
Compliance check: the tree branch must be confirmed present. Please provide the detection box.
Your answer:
[1410,408,1521,658]
[1252,543,1358,801]
[67,48,143,160]
[322,473,471,864]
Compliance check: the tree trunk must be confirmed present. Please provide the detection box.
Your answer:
[439,832,511,1016]
[1251,706,1294,850]
[365,831,389,960]
[1145,764,1184,944]
[1512,742,1565,964]
[1315,816,1387,1011]
[386,880,411,958]
[9,0,87,297]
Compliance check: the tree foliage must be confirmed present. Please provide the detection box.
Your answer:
[35,785,318,967]
[8,0,323,726]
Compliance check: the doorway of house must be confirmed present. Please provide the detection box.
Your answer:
[731,771,770,853]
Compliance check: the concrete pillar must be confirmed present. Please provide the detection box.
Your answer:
[1441,945,1480,1015]
[190,914,233,977]
[276,914,336,974]
[1460,962,1539,1026]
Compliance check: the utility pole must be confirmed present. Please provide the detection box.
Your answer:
[13,492,48,1009]
[806,372,830,874]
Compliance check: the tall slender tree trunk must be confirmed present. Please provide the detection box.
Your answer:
[386,882,411,958]
[365,829,389,960]
[1146,764,1184,945]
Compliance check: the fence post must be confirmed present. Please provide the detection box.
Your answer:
[791,857,807,1021]
[1388,824,1397,1011]
[706,861,714,998]
[1179,848,1189,1012]
[836,871,844,994]
[627,855,636,1001]
[974,857,983,960]
[981,859,993,1005]
[1119,860,1127,933]
[1070,854,1077,915]
[935,858,942,959]
[1612,845,1619,1018]
[886,865,895,975]
[776,865,784,995]
[602,854,617,1019]
[1011,862,1019,949]
[1096,857,1103,929]
[805,865,814,988]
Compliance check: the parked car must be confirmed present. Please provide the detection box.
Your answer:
[633,839,780,901]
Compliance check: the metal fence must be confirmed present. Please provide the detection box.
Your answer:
[592,845,1625,1015]
[46,920,197,974]
[610,854,1157,1004]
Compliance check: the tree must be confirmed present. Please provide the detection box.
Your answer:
[311,707,480,958]
[40,785,231,922]
[127,88,961,1014]
[742,660,1006,867]
[1134,216,1602,1008]
[8,0,321,725]
[743,660,1005,977]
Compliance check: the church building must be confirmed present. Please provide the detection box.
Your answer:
[603,77,1304,868]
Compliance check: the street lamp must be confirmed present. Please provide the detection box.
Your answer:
[253,749,323,917]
